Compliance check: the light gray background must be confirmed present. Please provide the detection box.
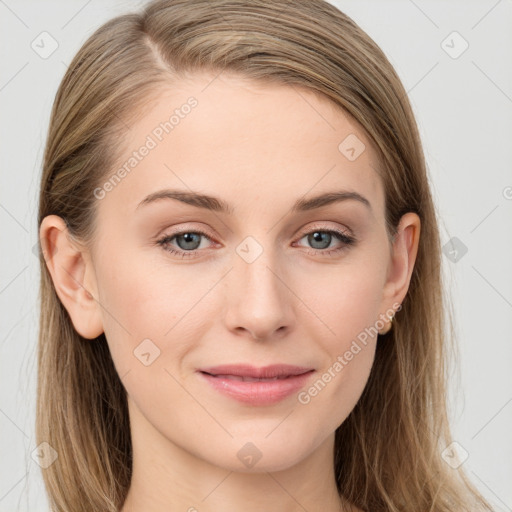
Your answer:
[1,0,511,510]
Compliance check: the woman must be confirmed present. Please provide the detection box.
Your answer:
[36,0,493,510]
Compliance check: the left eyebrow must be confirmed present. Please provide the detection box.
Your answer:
[135,188,372,214]
[291,190,372,213]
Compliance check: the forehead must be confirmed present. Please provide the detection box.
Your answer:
[96,72,384,221]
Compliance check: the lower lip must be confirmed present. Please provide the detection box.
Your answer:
[197,370,315,406]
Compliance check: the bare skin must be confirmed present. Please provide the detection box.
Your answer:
[40,71,420,512]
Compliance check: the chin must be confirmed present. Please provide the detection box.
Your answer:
[200,432,323,474]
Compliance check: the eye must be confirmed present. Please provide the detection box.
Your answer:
[156,229,215,259]
[156,225,356,259]
[294,227,356,256]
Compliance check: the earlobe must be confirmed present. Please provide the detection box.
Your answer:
[39,215,104,340]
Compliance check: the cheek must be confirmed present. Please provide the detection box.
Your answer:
[292,258,384,418]
[94,249,202,372]
[297,255,385,348]
[94,255,206,425]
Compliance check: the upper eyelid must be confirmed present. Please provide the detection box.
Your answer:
[161,221,351,235]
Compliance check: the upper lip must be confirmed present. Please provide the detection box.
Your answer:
[198,364,314,379]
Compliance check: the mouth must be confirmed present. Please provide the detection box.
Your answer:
[200,374,301,382]
[198,363,314,379]
[196,364,315,405]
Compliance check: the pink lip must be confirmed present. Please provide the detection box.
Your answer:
[197,364,315,405]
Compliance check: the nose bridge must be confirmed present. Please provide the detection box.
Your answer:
[223,234,293,339]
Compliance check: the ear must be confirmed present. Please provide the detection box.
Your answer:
[381,212,421,314]
[39,215,104,340]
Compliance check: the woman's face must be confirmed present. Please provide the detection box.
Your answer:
[44,72,418,473]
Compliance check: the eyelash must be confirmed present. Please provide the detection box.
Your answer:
[156,227,356,259]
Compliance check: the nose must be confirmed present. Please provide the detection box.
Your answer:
[223,244,294,341]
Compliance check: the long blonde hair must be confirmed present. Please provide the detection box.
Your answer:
[36,1,493,510]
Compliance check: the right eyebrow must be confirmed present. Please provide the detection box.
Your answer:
[136,189,234,214]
